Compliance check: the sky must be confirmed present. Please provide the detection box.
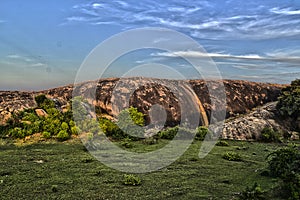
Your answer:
[0,0,300,90]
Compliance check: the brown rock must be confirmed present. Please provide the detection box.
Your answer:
[35,109,48,117]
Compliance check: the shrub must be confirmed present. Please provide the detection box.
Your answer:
[216,140,229,146]
[71,96,90,122]
[70,126,79,135]
[277,79,300,120]
[99,118,125,139]
[42,131,51,139]
[267,144,300,177]
[158,126,179,140]
[123,174,141,186]
[121,138,133,148]
[267,145,300,199]
[9,127,25,139]
[117,107,145,139]
[222,152,243,162]
[260,127,281,143]
[239,182,265,200]
[61,122,69,131]
[195,126,212,141]
[35,94,55,110]
[56,130,69,141]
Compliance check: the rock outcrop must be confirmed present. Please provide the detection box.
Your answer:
[0,78,285,129]
[222,102,299,140]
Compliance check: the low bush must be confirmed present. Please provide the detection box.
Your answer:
[260,127,281,143]
[195,126,212,141]
[267,144,300,199]
[8,127,26,139]
[222,152,243,162]
[121,138,133,148]
[42,131,51,139]
[216,140,229,146]
[239,182,265,200]
[267,144,300,177]
[99,118,125,140]
[56,130,69,141]
[123,174,141,186]
[158,126,179,140]
[117,107,145,139]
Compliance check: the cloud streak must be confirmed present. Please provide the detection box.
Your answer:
[65,0,300,40]
[152,51,300,63]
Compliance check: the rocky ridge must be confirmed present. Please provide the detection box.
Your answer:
[0,78,286,140]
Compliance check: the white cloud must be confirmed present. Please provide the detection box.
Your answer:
[31,63,47,67]
[66,16,90,22]
[152,51,262,60]
[152,50,300,63]
[270,7,300,15]
[7,54,33,62]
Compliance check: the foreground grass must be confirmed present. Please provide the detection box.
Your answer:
[0,139,290,200]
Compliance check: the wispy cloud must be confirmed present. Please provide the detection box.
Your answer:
[65,0,300,40]
[270,7,300,15]
[152,50,300,64]
[7,54,33,62]
[5,54,48,68]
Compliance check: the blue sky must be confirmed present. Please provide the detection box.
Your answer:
[0,0,300,90]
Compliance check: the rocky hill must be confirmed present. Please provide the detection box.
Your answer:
[0,78,285,131]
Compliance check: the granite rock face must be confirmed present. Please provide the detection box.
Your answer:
[0,78,284,130]
[221,102,284,140]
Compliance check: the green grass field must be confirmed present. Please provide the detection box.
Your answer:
[0,139,293,200]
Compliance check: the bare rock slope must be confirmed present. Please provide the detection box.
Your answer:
[0,78,285,137]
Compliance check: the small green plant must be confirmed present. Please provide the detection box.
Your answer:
[35,94,55,110]
[123,174,141,186]
[195,126,212,141]
[99,118,125,140]
[121,138,133,148]
[117,107,145,139]
[42,131,51,139]
[239,182,265,200]
[222,152,243,162]
[158,126,179,140]
[9,127,26,139]
[260,127,281,143]
[216,140,229,146]
[56,130,69,141]
[51,185,58,193]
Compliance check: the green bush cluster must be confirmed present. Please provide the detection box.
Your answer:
[239,182,265,200]
[216,140,229,146]
[117,107,145,139]
[99,107,146,140]
[158,126,211,140]
[277,79,300,125]
[158,126,179,139]
[123,174,141,186]
[260,127,281,143]
[2,94,78,141]
[267,144,300,199]
[222,151,243,162]
[195,126,212,141]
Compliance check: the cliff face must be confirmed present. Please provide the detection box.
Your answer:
[0,78,284,127]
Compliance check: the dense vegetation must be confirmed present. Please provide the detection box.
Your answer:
[0,94,76,141]
[277,79,300,131]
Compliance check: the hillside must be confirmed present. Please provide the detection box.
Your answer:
[0,78,284,127]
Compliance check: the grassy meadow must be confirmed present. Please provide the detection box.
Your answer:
[0,138,293,200]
